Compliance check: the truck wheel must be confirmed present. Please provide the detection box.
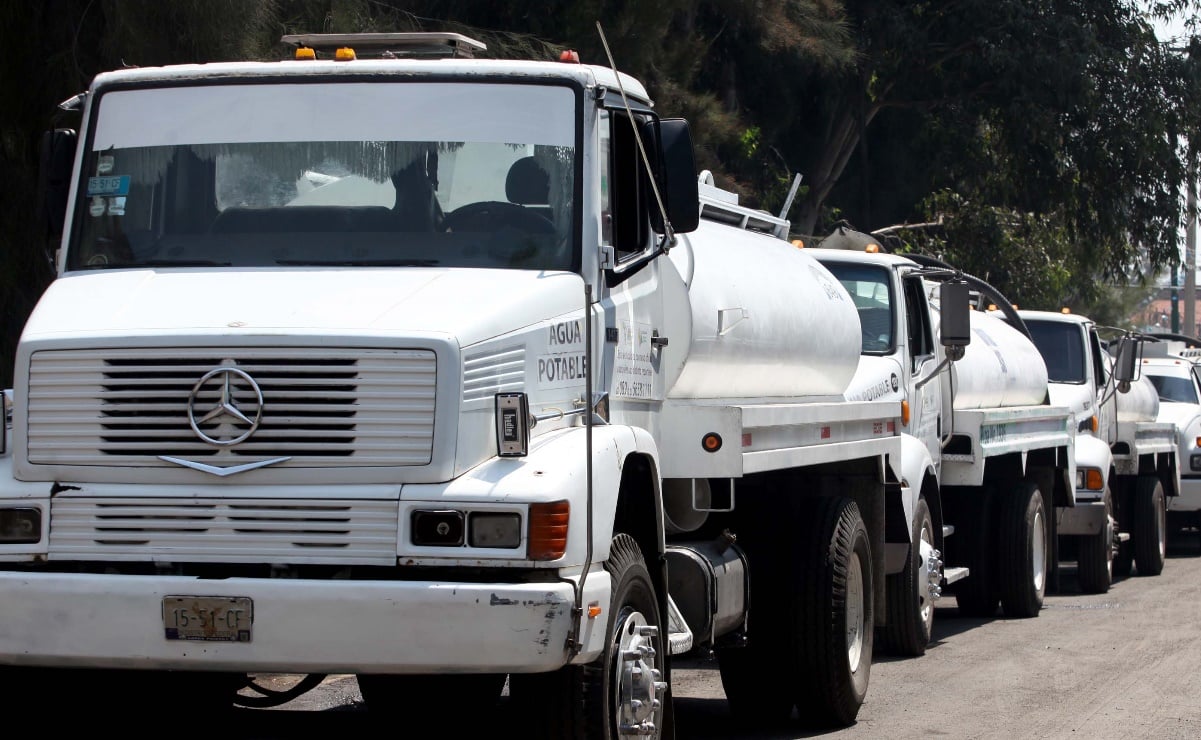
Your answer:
[997,480,1048,618]
[953,488,1000,618]
[357,673,506,728]
[509,533,667,740]
[882,497,935,656]
[1133,476,1167,576]
[792,496,873,727]
[1076,487,1115,594]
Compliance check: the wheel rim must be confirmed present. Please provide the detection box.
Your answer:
[918,518,936,628]
[613,608,664,738]
[846,550,866,673]
[1031,509,1047,593]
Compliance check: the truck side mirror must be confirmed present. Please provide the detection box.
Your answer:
[1112,336,1140,392]
[36,128,77,251]
[939,280,972,361]
[644,118,699,235]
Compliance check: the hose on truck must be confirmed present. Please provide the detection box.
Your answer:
[232,673,328,708]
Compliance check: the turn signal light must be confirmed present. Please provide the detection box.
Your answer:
[901,400,910,426]
[335,47,356,61]
[1076,467,1104,491]
[528,501,569,561]
[294,47,316,60]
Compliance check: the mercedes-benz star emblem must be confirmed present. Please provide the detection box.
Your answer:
[187,367,264,446]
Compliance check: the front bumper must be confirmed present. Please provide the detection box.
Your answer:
[1056,499,1106,536]
[1171,475,1201,514]
[0,570,609,673]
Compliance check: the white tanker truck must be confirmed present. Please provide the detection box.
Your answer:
[3,32,909,735]
[807,240,1075,656]
[1017,310,1178,592]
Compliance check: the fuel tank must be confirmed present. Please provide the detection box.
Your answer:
[659,219,862,399]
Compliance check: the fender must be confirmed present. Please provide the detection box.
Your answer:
[898,432,936,528]
[1072,433,1113,505]
[406,424,663,568]
[883,432,936,573]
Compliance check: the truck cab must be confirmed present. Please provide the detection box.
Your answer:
[1139,343,1201,536]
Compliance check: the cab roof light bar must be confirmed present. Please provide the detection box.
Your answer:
[280,32,487,60]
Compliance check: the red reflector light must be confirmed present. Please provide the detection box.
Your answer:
[560,50,580,63]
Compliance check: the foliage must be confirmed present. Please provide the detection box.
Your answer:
[4,1,1201,384]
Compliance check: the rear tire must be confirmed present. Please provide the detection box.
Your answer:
[1133,477,1167,576]
[1076,487,1115,594]
[953,489,1000,618]
[997,480,1048,618]
[882,497,935,656]
[792,496,874,727]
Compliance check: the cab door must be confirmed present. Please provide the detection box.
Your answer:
[596,106,668,406]
[902,273,943,471]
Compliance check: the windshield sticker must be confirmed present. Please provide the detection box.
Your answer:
[96,155,114,175]
[86,175,129,197]
[107,196,126,216]
[88,197,106,217]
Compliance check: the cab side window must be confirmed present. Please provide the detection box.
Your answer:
[902,276,935,369]
[600,109,651,260]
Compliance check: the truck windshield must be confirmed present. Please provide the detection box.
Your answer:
[1146,373,1200,403]
[1025,320,1086,383]
[820,262,894,353]
[67,82,578,272]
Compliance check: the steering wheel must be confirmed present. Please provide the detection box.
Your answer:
[442,201,554,234]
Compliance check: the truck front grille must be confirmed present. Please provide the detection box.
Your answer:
[26,347,436,467]
[48,497,399,565]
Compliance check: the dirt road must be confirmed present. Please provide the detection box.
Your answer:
[100,531,1201,738]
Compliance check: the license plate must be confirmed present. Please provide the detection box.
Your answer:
[163,596,253,642]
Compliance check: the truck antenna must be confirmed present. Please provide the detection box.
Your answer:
[595,21,676,252]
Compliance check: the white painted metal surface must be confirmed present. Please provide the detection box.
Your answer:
[663,221,862,399]
[947,309,1050,409]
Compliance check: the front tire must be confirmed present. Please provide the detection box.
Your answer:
[997,480,1048,618]
[1133,476,1167,576]
[882,497,935,656]
[1076,487,1116,594]
[509,533,667,739]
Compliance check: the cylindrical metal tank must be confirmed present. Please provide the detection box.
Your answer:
[936,307,1051,408]
[1116,372,1159,422]
[658,219,862,399]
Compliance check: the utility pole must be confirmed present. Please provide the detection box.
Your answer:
[1187,161,1197,337]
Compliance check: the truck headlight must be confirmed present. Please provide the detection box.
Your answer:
[1075,467,1104,491]
[468,512,522,548]
[0,508,41,544]
[1191,454,1201,472]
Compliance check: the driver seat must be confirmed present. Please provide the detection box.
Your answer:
[505,157,552,220]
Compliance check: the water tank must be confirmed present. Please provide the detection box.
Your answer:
[940,308,1051,408]
[658,219,862,399]
[1116,372,1159,422]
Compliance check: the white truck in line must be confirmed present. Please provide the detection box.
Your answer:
[1136,341,1201,542]
[806,237,1076,656]
[1017,310,1179,593]
[0,31,958,734]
